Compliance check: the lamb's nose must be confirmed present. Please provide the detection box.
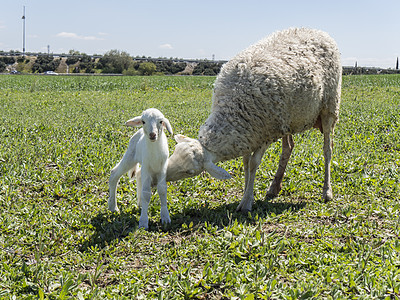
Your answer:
[149,132,156,140]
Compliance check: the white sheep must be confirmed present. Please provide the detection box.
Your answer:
[166,28,342,212]
[108,108,173,229]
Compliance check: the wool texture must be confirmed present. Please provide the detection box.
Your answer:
[198,28,342,161]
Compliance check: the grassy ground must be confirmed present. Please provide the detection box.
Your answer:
[0,75,399,299]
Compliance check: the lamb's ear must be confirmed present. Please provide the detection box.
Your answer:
[162,118,173,135]
[174,134,192,143]
[204,160,231,180]
[125,116,142,127]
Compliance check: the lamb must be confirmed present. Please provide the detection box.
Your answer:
[166,28,342,212]
[108,108,173,229]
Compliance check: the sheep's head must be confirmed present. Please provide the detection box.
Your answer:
[126,108,173,142]
[166,134,231,181]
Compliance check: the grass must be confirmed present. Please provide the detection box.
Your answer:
[0,74,399,299]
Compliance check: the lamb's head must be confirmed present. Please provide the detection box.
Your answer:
[166,134,231,181]
[126,108,173,142]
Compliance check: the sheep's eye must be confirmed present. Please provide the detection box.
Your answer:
[159,121,163,124]
[142,121,145,124]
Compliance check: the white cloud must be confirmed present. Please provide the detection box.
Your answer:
[56,32,104,41]
[0,21,5,30]
[159,43,173,49]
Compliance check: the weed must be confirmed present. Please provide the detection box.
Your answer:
[0,74,399,298]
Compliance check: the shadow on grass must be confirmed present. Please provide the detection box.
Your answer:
[81,197,307,251]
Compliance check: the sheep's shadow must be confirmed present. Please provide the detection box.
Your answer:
[81,196,306,251]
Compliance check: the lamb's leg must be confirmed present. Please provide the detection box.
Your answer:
[157,172,171,225]
[138,173,152,230]
[108,158,137,212]
[236,143,270,213]
[266,135,294,198]
[135,168,142,208]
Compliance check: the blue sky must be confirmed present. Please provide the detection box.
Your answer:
[1,0,399,68]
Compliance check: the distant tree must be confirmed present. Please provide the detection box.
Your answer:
[79,54,95,73]
[97,50,133,73]
[0,56,16,65]
[69,49,81,55]
[154,61,186,75]
[138,62,156,76]
[396,57,399,70]
[66,56,79,66]
[0,61,6,72]
[31,55,60,73]
[193,61,224,75]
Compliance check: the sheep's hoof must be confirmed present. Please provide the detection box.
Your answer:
[138,219,149,230]
[265,192,278,201]
[266,184,280,200]
[236,203,252,215]
[108,206,120,213]
[322,189,333,203]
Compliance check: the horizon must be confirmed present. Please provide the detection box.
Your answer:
[1,1,400,69]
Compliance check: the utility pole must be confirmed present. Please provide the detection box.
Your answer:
[22,6,26,55]
[396,57,399,70]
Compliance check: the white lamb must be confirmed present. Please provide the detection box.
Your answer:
[166,28,342,212]
[108,108,173,229]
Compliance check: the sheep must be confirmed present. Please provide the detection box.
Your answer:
[166,28,342,213]
[108,108,173,229]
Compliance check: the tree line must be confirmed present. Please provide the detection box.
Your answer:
[0,50,225,76]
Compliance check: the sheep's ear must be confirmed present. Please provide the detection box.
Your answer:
[162,118,173,135]
[174,134,192,143]
[204,161,231,180]
[125,116,142,127]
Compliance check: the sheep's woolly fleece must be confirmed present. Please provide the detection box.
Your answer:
[198,28,342,161]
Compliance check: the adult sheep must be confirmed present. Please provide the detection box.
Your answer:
[167,28,342,212]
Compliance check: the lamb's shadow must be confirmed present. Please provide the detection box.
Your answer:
[80,209,139,251]
[81,197,306,251]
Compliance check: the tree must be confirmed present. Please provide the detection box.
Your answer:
[97,50,133,74]
[0,56,16,65]
[0,61,6,73]
[79,54,95,73]
[31,55,60,73]
[138,62,156,76]
[396,57,399,70]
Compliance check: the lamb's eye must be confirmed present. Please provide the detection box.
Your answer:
[142,121,145,124]
[160,121,163,124]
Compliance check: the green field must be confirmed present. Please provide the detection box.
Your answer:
[1,74,400,299]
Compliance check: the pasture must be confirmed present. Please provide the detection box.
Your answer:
[0,74,399,299]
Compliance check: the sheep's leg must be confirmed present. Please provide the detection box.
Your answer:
[157,172,171,225]
[138,173,152,230]
[236,143,270,213]
[243,154,251,192]
[322,116,335,202]
[266,135,294,198]
[108,158,138,212]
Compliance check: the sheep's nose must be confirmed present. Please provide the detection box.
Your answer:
[149,132,156,140]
